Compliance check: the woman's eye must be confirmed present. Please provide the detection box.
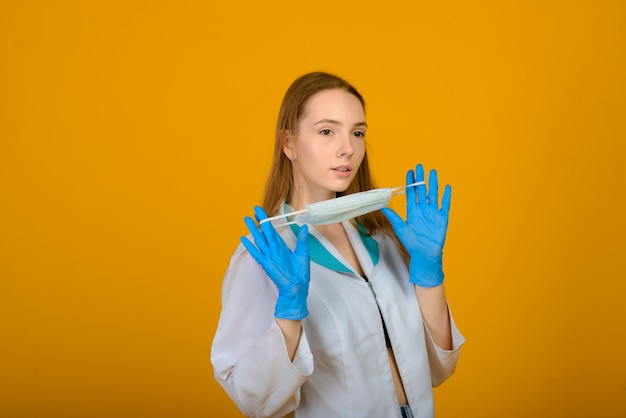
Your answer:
[353,131,365,138]
[319,129,331,135]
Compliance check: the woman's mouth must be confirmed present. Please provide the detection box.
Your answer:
[332,166,352,177]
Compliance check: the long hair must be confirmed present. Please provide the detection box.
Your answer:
[262,71,408,260]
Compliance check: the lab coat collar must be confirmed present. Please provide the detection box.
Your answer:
[282,201,379,274]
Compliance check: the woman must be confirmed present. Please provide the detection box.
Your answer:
[211,72,464,418]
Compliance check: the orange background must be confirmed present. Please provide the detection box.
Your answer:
[1,1,625,417]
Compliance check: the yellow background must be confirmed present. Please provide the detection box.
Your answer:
[1,1,625,417]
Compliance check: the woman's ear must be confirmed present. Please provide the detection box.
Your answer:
[282,130,296,161]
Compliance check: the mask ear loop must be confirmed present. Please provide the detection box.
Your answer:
[390,180,425,196]
[259,209,308,226]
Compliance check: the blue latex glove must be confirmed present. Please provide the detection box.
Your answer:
[381,164,451,287]
[240,206,311,320]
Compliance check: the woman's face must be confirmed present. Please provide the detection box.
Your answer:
[283,88,367,208]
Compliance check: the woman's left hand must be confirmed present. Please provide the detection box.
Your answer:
[381,164,451,287]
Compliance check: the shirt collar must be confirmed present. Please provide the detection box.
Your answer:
[283,202,379,273]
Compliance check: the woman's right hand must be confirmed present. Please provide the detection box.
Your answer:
[241,206,311,320]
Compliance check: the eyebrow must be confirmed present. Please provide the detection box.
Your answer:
[314,119,368,128]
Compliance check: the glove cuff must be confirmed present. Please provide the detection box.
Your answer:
[409,254,444,287]
[275,297,309,320]
[274,280,309,320]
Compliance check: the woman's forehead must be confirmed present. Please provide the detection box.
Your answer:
[301,89,365,121]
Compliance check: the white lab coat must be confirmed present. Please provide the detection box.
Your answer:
[211,218,464,418]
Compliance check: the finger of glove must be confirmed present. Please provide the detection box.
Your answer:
[381,207,407,233]
[294,224,310,259]
[240,236,265,267]
[442,184,452,214]
[244,216,269,254]
[293,225,311,287]
[254,206,281,249]
[428,169,439,209]
[382,207,414,251]
[405,169,417,219]
[415,164,427,205]
[253,205,269,221]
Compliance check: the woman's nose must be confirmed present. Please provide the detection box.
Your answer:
[337,133,354,158]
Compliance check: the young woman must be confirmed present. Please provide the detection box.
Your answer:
[211,72,464,418]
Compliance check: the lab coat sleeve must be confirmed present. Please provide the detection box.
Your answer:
[423,308,465,387]
[211,244,314,418]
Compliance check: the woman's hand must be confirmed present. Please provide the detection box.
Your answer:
[241,206,311,320]
[382,164,451,287]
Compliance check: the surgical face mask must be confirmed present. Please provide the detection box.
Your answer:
[260,181,425,227]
